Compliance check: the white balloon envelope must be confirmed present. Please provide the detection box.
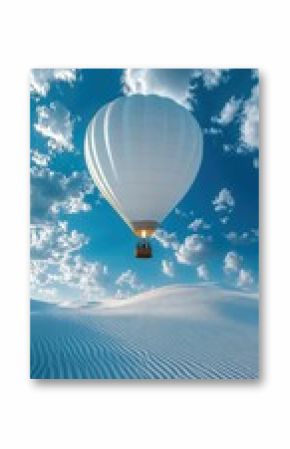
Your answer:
[85,94,203,241]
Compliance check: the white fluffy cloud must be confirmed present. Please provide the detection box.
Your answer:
[223,251,242,274]
[31,256,107,302]
[34,102,74,151]
[212,96,241,126]
[213,188,235,223]
[213,188,235,212]
[116,269,143,291]
[240,84,259,151]
[213,82,259,156]
[188,218,211,232]
[161,259,175,277]
[237,269,254,289]
[31,166,94,221]
[30,221,88,261]
[31,149,51,167]
[223,252,255,290]
[122,68,194,109]
[175,234,205,265]
[30,221,107,302]
[153,229,179,250]
[30,69,77,97]
[194,69,228,90]
[122,69,228,110]
[57,255,107,298]
[196,264,209,281]
[225,229,259,245]
[154,228,208,267]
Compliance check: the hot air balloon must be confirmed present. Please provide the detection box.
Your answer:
[84,94,203,258]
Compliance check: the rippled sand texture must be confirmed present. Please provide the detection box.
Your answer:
[30,285,259,380]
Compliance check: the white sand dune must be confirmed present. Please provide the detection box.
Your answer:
[30,285,259,380]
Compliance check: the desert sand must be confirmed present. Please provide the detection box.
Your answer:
[30,284,258,379]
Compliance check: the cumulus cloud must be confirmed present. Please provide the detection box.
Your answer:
[240,84,259,151]
[31,149,51,167]
[223,251,255,290]
[34,102,74,151]
[154,228,208,267]
[57,255,107,298]
[213,81,259,156]
[116,269,143,291]
[213,188,235,212]
[196,264,209,281]
[161,259,175,278]
[31,256,107,302]
[30,221,107,302]
[175,234,205,265]
[122,68,195,109]
[31,166,94,222]
[213,188,235,223]
[225,229,259,245]
[237,269,254,289]
[212,96,241,126]
[30,69,77,97]
[223,251,242,274]
[153,229,179,250]
[193,69,229,90]
[122,69,228,110]
[188,218,211,232]
[30,259,51,291]
[30,221,88,261]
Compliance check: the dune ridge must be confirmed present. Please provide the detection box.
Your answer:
[31,285,259,379]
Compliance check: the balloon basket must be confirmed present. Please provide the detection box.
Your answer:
[135,239,152,258]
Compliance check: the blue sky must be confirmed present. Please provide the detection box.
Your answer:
[30,68,259,304]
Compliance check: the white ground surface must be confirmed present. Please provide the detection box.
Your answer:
[31,285,259,379]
